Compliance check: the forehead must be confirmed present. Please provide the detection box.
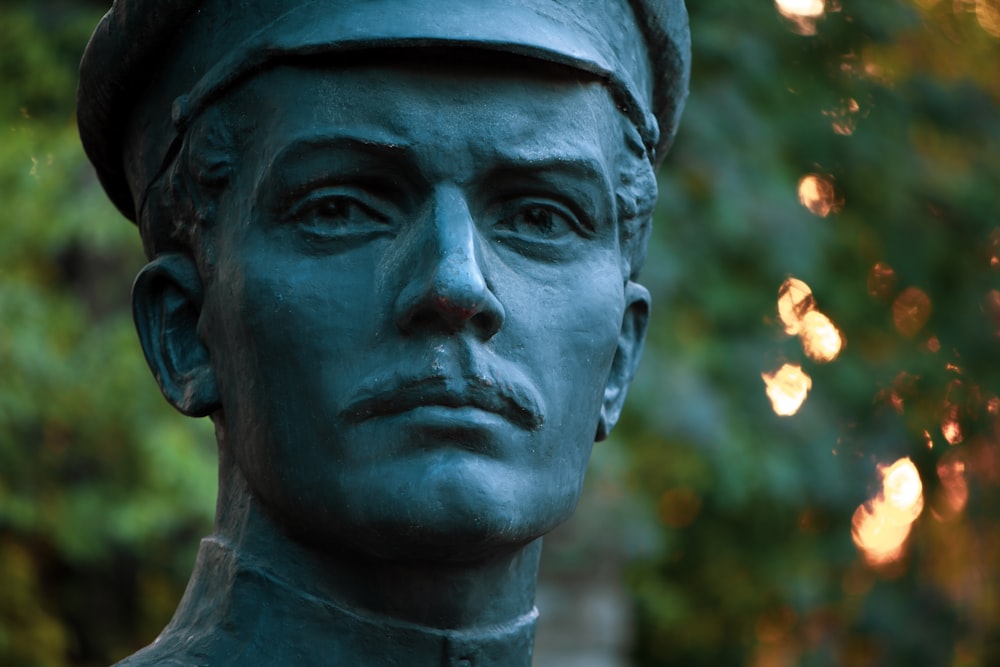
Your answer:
[228,59,626,182]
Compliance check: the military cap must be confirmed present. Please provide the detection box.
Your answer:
[78,0,690,223]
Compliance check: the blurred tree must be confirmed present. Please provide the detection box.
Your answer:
[2,1,999,666]
[0,3,215,666]
[622,1,1000,665]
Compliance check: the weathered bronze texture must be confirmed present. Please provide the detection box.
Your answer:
[78,2,690,665]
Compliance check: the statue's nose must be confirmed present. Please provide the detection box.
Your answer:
[393,187,505,339]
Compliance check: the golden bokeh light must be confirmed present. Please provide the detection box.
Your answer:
[777,277,815,335]
[853,502,911,564]
[881,458,924,521]
[852,503,911,566]
[985,289,1000,337]
[935,455,969,519]
[776,277,843,363]
[867,262,897,301]
[977,0,1000,38]
[797,173,839,217]
[884,371,918,415]
[775,0,825,16]
[775,0,826,34]
[852,457,924,567]
[799,310,843,362]
[892,287,932,338]
[988,229,1000,268]
[823,98,861,136]
[762,363,813,416]
[922,430,934,450]
[941,403,964,445]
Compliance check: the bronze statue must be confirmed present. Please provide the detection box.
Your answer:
[77,1,690,664]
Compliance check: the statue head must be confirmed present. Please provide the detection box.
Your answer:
[79,0,689,568]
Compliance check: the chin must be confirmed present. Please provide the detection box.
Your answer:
[300,488,576,564]
[363,516,555,564]
[253,441,586,562]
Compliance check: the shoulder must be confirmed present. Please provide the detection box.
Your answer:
[111,634,213,667]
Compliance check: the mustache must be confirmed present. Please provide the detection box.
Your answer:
[341,372,544,431]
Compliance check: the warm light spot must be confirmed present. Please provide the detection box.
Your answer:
[797,173,838,217]
[885,371,917,414]
[862,61,892,86]
[775,0,825,16]
[823,98,861,135]
[777,277,815,335]
[989,229,1000,269]
[867,262,897,301]
[971,436,1000,485]
[942,420,963,445]
[985,290,1000,337]
[926,336,941,353]
[990,228,1000,269]
[776,277,842,361]
[832,123,854,137]
[852,503,911,566]
[799,310,844,362]
[852,457,924,567]
[988,396,1000,415]
[762,363,812,416]
[935,455,968,518]
[892,287,932,338]
[923,430,934,449]
[977,0,1000,38]
[658,487,702,528]
[775,0,826,34]
[882,458,924,521]
[941,404,964,445]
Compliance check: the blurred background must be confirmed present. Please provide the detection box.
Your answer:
[2,1,999,665]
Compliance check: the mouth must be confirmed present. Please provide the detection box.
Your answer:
[342,374,544,432]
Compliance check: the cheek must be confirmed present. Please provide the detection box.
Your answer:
[513,269,624,424]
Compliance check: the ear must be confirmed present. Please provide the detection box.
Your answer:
[132,252,220,417]
[596,281,650,441]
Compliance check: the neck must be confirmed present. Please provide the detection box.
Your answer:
[214,450,542,630]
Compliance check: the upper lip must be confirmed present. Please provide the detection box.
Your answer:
[341,373,544,431]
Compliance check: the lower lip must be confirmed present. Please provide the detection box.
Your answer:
[389,405,508,427]
[379,406,507,453]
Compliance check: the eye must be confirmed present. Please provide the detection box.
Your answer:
[494,201,587,242]
[286,187,393,238]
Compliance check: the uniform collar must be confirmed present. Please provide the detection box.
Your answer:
[124,537,538,667]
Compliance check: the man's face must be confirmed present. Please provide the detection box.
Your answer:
[199,61,641,561]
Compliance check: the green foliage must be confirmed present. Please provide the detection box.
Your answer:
[0,4,215,666]
[621,1,1000,664]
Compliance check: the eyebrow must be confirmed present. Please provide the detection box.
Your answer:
[264,132,415,173]
[256,133,614,211]
[483,154,610,188]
